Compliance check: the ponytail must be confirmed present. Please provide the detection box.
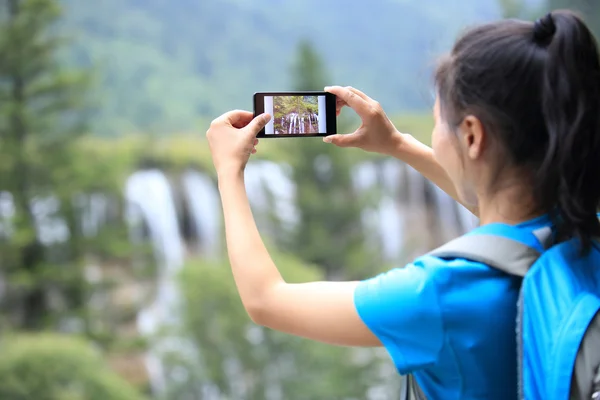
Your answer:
[435,9,600,252]
[535,10,600,251]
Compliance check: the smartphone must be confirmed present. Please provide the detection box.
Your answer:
[253,91,337,138]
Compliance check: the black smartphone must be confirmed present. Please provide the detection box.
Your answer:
[253,91,337,138]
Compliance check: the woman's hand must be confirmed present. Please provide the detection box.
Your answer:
[206,110,271,177]
[324,86,403,155]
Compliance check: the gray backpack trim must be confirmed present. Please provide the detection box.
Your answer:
[429,234,539,277]
[575,311,600,400]
[400,374,427,400]
[408,227,600,400]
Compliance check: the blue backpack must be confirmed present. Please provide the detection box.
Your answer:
[415,222,600,399]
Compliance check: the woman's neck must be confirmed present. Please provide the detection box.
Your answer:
[477,181,544,226]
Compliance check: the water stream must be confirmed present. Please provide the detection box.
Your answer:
[282,113,319,134]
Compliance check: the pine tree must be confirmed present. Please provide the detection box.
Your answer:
[0,0,92,330]
[279,39,381,279]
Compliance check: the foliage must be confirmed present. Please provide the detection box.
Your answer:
[164,254,384,400]
[56,0,498,135]
[0,333,146,400]
[271,40,383,280]
[0,0,90,330]
[390,113,434,146]
[0,0,150,356]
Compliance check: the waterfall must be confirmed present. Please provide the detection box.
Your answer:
[124,169,185,394]
[244,161,298,228]
[181,170,221,257]
[352,159,479,262]
[31,196,70,245]
[77,193,111,238]
[0,192,14,240]
[284,113,319,134]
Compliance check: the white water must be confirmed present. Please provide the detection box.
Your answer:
[181,170,221,257]
[283,112,319,134]
[352,160,478,261]
[244,161,298,228]
[124,169,185,394]
[77,193,111,238]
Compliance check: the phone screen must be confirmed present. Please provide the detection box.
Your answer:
[254,92,337,138]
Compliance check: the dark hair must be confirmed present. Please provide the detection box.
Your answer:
[435,10,600,252]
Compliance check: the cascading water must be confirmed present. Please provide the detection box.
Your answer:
[283,113,319,134]
[31,196,70,245]
[181,170,221,257]
[352,161,404,260]
[124,169,185,394]
[77,193,111,238]
[352,159,479,262]
[244,161,298,229]
[0,192,14,240]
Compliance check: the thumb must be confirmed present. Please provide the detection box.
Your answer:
[244,113,271,137]
[323,133,360,148]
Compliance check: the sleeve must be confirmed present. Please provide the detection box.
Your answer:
[354,260,445,374]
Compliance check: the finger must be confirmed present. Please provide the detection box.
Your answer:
[325,86,372,119]
[253,138,259,146]
[232,113,255,129]
[335,97,347,116]
[213,110,253,127]
[251,148,257,154]
[322,133,361,148]
[346,86,371,102]
[244,113,271,137]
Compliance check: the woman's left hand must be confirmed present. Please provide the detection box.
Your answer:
[206,110,271,177]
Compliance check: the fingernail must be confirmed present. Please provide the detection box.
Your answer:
[262,113,271,123]
[323,136,332,143]
[324,86,332,91]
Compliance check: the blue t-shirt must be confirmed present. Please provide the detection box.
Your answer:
[354,215,552,400]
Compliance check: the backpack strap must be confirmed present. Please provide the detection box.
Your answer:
[573,309,600,400]
[428,223,550,276]
[593,362,600,400]
[400,374,427,400]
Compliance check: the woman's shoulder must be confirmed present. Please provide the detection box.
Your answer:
[400,249,510,282]
[359,252,513,293]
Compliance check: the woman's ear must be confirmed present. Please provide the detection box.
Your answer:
[458,115,485,160]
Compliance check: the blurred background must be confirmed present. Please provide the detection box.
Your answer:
[0,0,596,399]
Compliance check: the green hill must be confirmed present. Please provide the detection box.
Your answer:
[60,0,503,135]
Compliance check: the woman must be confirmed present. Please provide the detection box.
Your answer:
[206,10,600,399]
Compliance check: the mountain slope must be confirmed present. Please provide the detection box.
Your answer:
[60,0,502,135]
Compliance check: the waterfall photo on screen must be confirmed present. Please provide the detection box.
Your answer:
[263,95,327,134]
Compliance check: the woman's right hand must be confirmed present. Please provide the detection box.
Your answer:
[323,86,402,155]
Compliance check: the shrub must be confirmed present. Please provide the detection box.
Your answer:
[0,333,146,400]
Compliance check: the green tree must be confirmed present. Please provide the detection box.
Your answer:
[164,254,383,400]
[279,39,381,280]
[0,0,88,329]
[0,333,146,400]
[0,0,145,347]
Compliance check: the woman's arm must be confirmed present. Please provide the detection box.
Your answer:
[218,170,381,347]
[206,110,381,347]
